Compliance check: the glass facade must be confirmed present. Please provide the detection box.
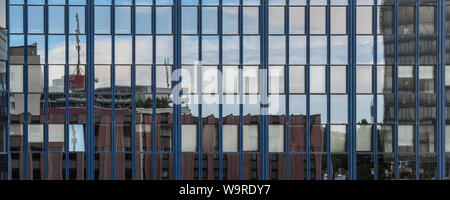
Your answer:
[2,0,450,180]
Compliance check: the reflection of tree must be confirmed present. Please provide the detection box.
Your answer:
[136,97,171,108]
[360,119,369,125]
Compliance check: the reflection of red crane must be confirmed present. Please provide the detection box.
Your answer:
[69,13,85,90]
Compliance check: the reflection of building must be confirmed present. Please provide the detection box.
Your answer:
[0,26,7,180]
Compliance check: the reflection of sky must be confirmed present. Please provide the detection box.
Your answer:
[331,95,348,124]
[269,36,285,65]
[202,7,218,34]
[243,36,260,65]
[331,36,348,65]
[357,36,374,64]
[310,95,327,123]
[182,7,197,34]
[290,36,306,64]
[269,7,284,34]
[310,36,327,65]
[357,95,374,124]
[136,6,151,34]
[69,124,85,152]
[223,7,238,34]
[243,7,259,34]
[310,66,326,93]
[289,95,306,115]
[115,7,131,34]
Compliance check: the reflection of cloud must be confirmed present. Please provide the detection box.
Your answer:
[243,36,260,64]
[269,7,285,33]
[331,36,348,65]
[48,36,65,64]
[202,36,219,64]
[357,36,374,64]
[310,36,327,64]
[223,36,239,64]
[269,36,285,64]
[290,36,306,64]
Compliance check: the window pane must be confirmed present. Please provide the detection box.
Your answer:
[49,6,65,34]
[331,66,346,93]
[357,6,372,34]
[69,35,86,65]
[28,6,44,33]
[115,36,132,64]
[310,36,327,65]
[419,125,435,153]
[331,7,346,34]
[49,65,65,93]
[399,6,415,34]
[115,65,131,90]
[28,124,44,151]
[310,95,327,124]
[419,6,435,34]
[331,125,347,152]
[269,7,284,34]
[243,125,258,152]
[223,7,238,34]
[10,65,23,93]
[135,36,152,64]
[377,66,393,93]
[28,65,44,93]
[356,125,372,152]
[202,36,219,64]
[95,36,111,64]
[182,7,197,34]
[182,36,198,65]
[48,36,66,64]
[69,6,85,34]
[202,7,218,34]
[222,66,238,94]
[243,66,259,94]
[243,7,259,34]
[269,125,284,152]
[95,6,110,34]
[136,65,151,93]
[223,36,239,64]
[290,36,306,64]
[115,6,131,34]
[310,7,325,34]
[419,66,434,93]
[202,66,218,94]
[243,36,260,64]
[356,95,373,124]
[331,36,348,65]
[357,66,372,93]
[398,66,414,93]
[357,36,374,64]
[223,125,238,152]
[95,65,110,90]
[331,95,348,124]
[156,36,173,65]
[289,66,305,93]
[378,6,393,34]
[136,7,151,34]
[269,36,285,64]
[49,124,65,152]
[310,66,326,93]
[269,66,284,94]
[156,7,172,34]
[398,125,414,152]
[181,125,197,152]
[289,7,304,34]
[10,6,23,33]
[378,125,393,152]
